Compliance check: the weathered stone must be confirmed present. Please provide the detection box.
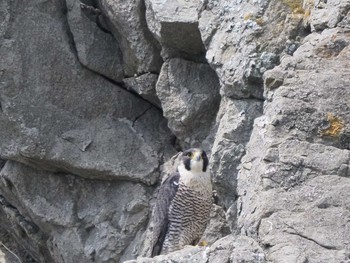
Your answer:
[0,0,175,185]
[208,235,266,263]
[198,0,308,99]
[127,246,207,263]
[156,58,220,148]
[66,0,124,81]
[99,0,163,76]
[0,161,151,263]
[237,26,350,263]
[310,0,350,32]
[128,235,266,263]
[124,73,161,108]
[145,0,205,60]
[210,97,263,211]
[200,205,231,246]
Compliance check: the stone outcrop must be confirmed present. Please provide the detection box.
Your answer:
[0,0,349,262]
[156,58,221,148]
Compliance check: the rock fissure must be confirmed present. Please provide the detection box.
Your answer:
[286,231,338,251]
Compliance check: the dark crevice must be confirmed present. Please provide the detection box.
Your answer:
[80,3,112,34]
[229,95,265,102]
[62,1,79,62]
[138,0,163,71]
[0,195,42,262]
[132,105,153,127]
[283,222,338,251]
[62,1,163,110]
[98,73,163,111]
[287,231,338,250]
[123,70,160,79]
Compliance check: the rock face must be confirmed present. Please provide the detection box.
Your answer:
[156,58,221,148]
[1,0,350,262]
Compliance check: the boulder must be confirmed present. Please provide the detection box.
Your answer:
[66,0,124,81]
[98,0,163,76]
[210,98,262,219]
[156,58,220,148]
[145,0,205,60]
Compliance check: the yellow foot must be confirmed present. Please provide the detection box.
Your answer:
[197,240,208,247]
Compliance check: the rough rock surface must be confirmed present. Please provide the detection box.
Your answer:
[98,0,163,76]
[145,0,205,60]
[124,73,161,108]
[66,0,124,82]
[126,235,266,263]
[1,0,350,262]
[156,58,221,148]
[1,161,151,262]
[238,25,350,262]
[0,0,175,185]
[198,0,308,99]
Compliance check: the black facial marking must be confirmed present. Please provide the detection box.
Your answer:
[182,149,193,171]
[183,157,191,171]
[202,150,208,172]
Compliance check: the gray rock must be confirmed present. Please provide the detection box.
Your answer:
[128,235,266,263]
[237,27,350,263]
[0,0,175,185]
[200,204,231,246]
[208,235,266,263]
[66,0,124,81]
[310,0,350,31]
[0,161,152,262]
[145,0,205,60]
[98,0,163,76]
[124,73,162,108]
[210,97,263,213]
[156,58,220,148]
[198,0,307,99]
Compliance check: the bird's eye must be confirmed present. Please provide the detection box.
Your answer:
[186,152,192,158]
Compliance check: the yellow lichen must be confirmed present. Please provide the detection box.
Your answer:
[321,113,344,137]
[282,0,305,14]
[244,13,253,20]
[256,17,265,26]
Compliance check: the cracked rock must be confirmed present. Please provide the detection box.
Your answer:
[0,0,175,185]
[0,161,151,262]
[145,0,205,60]
[156,58,220,148]
[66,0,124,81]
[98,0,163,76]
[124,73,162,108]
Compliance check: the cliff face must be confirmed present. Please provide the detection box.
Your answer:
[0,0,349,262]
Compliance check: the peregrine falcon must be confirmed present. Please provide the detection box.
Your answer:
[151,148,212,256]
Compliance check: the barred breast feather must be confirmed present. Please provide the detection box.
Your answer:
[151,172,212,256]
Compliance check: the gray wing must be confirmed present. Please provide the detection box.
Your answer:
[151,172,180,257]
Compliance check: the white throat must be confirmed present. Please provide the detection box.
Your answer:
[178,163,212,194]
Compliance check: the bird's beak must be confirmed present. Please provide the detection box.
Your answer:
[193,151,201,161]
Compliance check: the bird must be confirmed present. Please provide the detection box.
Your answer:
[151,148,213,257]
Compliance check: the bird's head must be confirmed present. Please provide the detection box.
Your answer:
[180,148,208,173]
